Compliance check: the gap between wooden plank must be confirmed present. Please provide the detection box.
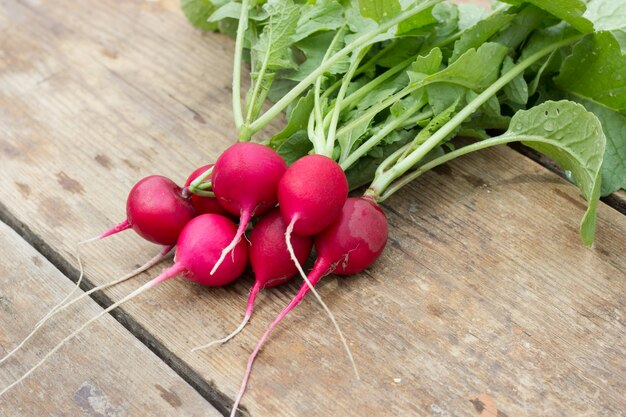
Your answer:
[0,199,240,417]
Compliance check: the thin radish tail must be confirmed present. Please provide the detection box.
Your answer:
[0,263,184,398]
[192,281,262,352]
[210,209,252,275]
[285,217,360,380]
[230,264,328,417]
[0,245,174,366]
[92,219,131,242]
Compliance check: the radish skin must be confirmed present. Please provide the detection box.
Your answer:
[211,143,287,275]
[126,175,195,245]
[193,209,312,351]
[278,155,348,236]
[231,198,388,416]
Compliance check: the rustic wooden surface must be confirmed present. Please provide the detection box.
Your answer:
[0,222,221,417]
[0,0,624,417]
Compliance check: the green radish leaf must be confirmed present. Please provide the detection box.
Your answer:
[415,98,459,145]
[253,0,300,71]
[276,131,314,165]
[501,56,529,105]
[358,0,401,23]
[407,47,443,83]
[457,3,490,31]
[397,2,439,36]
[422,42,509,91]
[450,10,515,62]
[555,31,626,112]
[426,83,466,114]
[499,0,593,33]
[495,100,605,245]
[569,97,626,195]
[180,0,221,31]
[492,5,549,50]
[289,31,349,81]
[269,90,315,148]
[292,0,345,43]
[584,0,626,53]
[208,2,241,22]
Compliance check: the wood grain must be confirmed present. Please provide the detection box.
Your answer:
[0,221,221,416]
[0,0,624,416]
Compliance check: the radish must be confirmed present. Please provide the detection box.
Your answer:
[193,209,312,351]
[0,214,247,397]
[210,143,287,274]
[278,154,348,237]
[93,175,195,245]
[184,164,229,216]
[276,153,355,377]
[0,245,174,366]
[231,197,388,417]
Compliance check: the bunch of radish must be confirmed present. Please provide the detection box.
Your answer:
[0,142,389,414]
[1,0,612,415]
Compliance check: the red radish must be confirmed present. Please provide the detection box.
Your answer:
[0,245,174,366]
[193,209,312,351]
[126,176,196,245]
[0,214,247,397]
[210,143,287,274]
[184,164,229,216]
[93,175,195,245]
[231,197,388,417]
[279,155,348,236]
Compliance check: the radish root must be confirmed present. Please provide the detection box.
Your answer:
[211,209,252,275]
[0,246,174,366]
[285,217,360,380]
[0,263,183,397]
[192,282,261,352]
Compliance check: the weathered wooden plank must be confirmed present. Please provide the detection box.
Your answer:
[0,221,221,416]
[0,1,624,417]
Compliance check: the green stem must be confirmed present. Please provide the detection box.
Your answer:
[197,180,213,191]
[340,101,430,170]
[326,47,368,157]
[335,84,416,138]
[308,110,324,154]
[233,0,250,136]
[321,55,415,132]
[191,189,216,198]
[247,0,442,136]
[189,166,214,194]
[378,134,551,201]
[313,27,347,152]
[245,26,272,125]
[367,34,583,198]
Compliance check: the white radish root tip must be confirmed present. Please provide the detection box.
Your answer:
[0,246,174,366]
[0,262,182,397]
[285,217,360,380]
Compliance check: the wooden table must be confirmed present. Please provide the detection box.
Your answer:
[1,1,624,416]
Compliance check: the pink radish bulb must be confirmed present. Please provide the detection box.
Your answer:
[210,143,287,274]
[125,176,196,246]
[184,164,229,216]
[175,214,248,286]
[193,209,312,351]
[278,155,348,236]
[94,175,195,245]
[230,197,388,416]
[0,213,248,398]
